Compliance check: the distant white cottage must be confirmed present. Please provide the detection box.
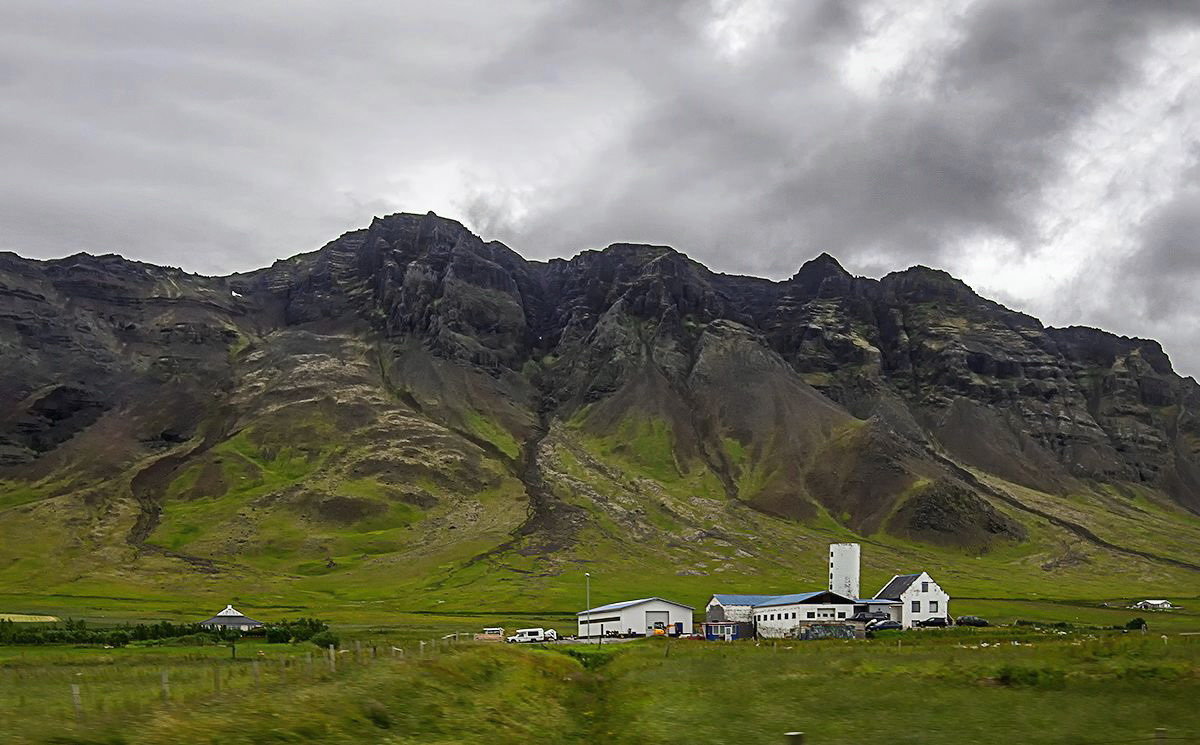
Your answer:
[198,604,264,632]
[873,572,950,628]
[1132,599,1175,610]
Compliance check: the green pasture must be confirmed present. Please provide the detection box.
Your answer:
[4,630,1200,744]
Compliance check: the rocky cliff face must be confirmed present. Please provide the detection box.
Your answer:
[2,211,1198,595]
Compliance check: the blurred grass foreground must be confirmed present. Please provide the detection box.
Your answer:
[3,631,1200,744]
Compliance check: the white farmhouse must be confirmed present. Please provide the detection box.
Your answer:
[873,572,949,628]
[577,597,694,638]
[752,591,857,639]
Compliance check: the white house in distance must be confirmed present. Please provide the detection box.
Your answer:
[577,597,694,638]
[1132,600,1175,610]
[874,572,950,628]
[198,604,264,632]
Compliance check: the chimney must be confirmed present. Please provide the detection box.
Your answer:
[829,543,860,599]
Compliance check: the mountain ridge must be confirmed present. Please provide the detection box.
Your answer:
[2,210,1199,614]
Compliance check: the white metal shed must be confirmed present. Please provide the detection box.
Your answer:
[576,597,694,638]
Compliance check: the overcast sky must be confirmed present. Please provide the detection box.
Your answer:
[3,1,1199,374]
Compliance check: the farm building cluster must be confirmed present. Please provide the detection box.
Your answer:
[576,543,951,641]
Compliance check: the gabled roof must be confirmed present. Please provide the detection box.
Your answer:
[753,590,856,608]
[711,594,782,606]
[199,604,263,626]
[577,597,694,615]
[875,574,921,600]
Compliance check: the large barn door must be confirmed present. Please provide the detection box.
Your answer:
[645,610,669,634]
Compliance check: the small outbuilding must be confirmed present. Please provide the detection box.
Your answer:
[577,597,694,638]
[705,594,782,623]
[1132,599,1175,610]
[199,604,264,632]
[703,621,755,641]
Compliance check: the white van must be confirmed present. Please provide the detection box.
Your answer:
[505,628,558,643]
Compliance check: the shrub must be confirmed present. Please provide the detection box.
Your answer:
[265,626,292,644]
[310,630,340,649]
[1125,617,1148,630]
[996,665,1066,688]
[361,699,392,729]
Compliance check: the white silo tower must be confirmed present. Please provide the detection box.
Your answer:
[828,542,861,599]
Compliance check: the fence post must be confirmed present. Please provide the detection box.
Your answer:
[328,644,336,672]
[784,732,805,745]
[419,640,425,657]
[70,684,83,721]
[280,657,287,685]
[160,670,170,703]
[307,651,314,676]
[354,640,362,664]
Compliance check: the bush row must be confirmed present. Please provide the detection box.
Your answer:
[0,617,333,647]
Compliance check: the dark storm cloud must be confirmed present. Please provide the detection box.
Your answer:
[499,0,1199,276]
[1129,188,1200,321]
[2,0,1199,373]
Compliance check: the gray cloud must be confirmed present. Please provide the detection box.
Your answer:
[2,0,1199,373]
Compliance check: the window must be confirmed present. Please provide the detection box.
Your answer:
[806,612,815,619]
[792,612,797,619]
[922,582,929,593]
[837,612,846,619]
[930,601,939,613]
[912,600,921,613]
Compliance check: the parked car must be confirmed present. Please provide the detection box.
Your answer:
[916,617,951,627]
[868,620,903,631]
[956,616,989,627]
[506,628,558,643]
[852,611,891,623]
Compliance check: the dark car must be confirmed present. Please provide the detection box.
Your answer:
[956,616,989,627]
[851,611,891,623]
[916,617,951,628]
[868,620,903,631]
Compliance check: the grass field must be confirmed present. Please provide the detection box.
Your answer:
[4,629,1200,744]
